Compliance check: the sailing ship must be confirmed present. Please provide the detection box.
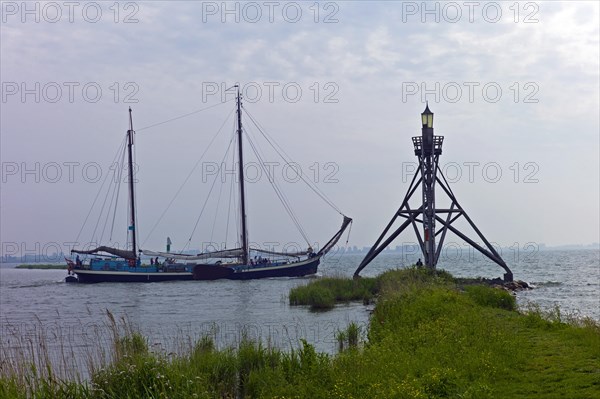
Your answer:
[66,86,351,283]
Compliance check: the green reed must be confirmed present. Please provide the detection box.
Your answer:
[1,268,598,399]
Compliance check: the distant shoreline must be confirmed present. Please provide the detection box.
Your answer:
[2,246,598,266]
[14,264,67,270]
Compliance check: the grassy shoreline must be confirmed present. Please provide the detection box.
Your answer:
[1,268,598,398]
[287,267,522,311]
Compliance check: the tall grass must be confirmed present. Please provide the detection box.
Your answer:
[0,310,138,398]
[464,284,516,311]
[336,322,363,352]
[1,268,598,398]
[289,275,378,310]
[289,266,453,311]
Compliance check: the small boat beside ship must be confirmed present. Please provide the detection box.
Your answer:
[66,86,351,283]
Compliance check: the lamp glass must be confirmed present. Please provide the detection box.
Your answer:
[421,108,434,128]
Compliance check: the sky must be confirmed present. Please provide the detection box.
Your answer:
[1,1,599,261]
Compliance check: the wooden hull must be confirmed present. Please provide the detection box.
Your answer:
[73,269,193,283]
[192,257,320,280]
[70,257,319,283]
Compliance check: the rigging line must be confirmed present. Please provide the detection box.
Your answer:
[345,220,353,245]
[249,110,343,217]
[98,151,122,245]
[242,120,306,235]
[242,114,312,246]
[224,116,241,250]
[243,126,311,246]
[224,130,237,249]
[243,105,342,214]
[133,134,140,252]
[98,164,117,244]
[140,107,236,246]
[75,134,128,247]
[75,134,128,246]
[210,134,234,243]
[248,126,310,246]
[92,149,123,246]
[242,119,312,245]
[234,138,241,249]
[183,129,238,253]
[235,117,244,251]
[232,117,242,250]
[102,142,126,242]
[136,98,236,132]
[108,143,127,241]
[209,175,225,244]
[242,106,344,215]
[331,220,353,263]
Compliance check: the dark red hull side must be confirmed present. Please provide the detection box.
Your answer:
[193,257,320,280]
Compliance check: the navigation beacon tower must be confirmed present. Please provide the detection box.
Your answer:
[354,105,513,282]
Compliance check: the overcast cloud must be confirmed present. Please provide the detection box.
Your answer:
[1,1,598,259]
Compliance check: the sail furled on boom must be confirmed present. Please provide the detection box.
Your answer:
[71,246,136,260]
[141,248,244,260]
[250,248,310,258]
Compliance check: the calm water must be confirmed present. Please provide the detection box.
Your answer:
[347,249,600,321]
[0,249,598,376]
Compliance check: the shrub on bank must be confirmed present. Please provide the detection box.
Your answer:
[465,285,517,311]
[289,276,377,310]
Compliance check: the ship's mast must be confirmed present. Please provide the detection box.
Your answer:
[127,107,137,259]
[235,86,249,265]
